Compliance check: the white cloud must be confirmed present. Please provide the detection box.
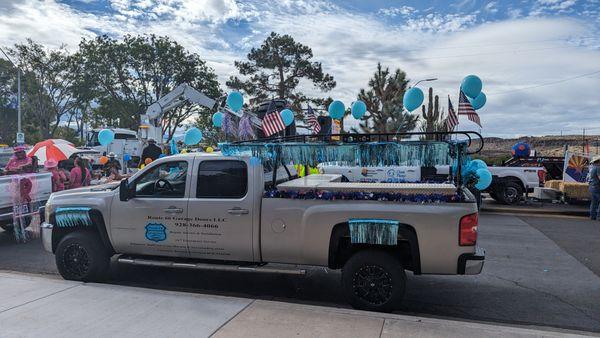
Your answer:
[0,1,599,137]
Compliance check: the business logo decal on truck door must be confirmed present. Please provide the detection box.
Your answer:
[145,223,167,242]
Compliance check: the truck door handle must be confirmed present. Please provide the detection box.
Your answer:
[164,206,183,214]
[228,208,249,215]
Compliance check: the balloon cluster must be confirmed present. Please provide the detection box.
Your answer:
[454,159,493,190]
[326,99,367,121]
[511,142,530,158]
[461,75,486,110]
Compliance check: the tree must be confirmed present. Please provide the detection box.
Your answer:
[78,34,221,142]
[356,63,418,133]
[420,87,446,139]
[0,59,18,144]
[226,32,336,111]
[9,39,80,140]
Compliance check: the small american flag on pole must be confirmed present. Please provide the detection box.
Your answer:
[458,90,482,128]
[262,110,286,137]
[446,95,458,131]
[305,105,321,134]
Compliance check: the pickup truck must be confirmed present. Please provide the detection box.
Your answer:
[42,150,484,312]
[320,163,545,205]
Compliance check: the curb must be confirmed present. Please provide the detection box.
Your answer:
[481,207,588,217]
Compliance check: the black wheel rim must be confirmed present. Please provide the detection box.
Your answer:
[63,244,91,278]
[504,187,519,203]
[352,265,393,305]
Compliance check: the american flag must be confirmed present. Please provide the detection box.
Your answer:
[458,90,482,127]
[262,110,286,137]
[305,105,321,134]
[446,95,459,131]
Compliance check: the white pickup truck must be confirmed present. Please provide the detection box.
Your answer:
[41,144,484,312]
[321,163,545,205]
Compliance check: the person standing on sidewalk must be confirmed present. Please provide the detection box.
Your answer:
[589,155,600,220]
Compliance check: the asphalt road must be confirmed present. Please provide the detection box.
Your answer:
[1,213,599,333]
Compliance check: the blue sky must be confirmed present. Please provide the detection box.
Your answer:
[1,0,599,137]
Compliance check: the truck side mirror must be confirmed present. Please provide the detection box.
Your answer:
[119,179,132,201]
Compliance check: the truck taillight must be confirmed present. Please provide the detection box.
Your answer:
[459,213,478,246]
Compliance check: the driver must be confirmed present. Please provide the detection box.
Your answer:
[4,146,33,174]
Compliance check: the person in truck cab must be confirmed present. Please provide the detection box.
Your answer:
[589,155,600,220]
[138,138,162,168]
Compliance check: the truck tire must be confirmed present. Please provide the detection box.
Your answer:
[495,181,523,205]
[55,231,110,282]
[342,250,406,312]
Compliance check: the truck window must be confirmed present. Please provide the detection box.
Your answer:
[134,161,188,198]
[197,160,247,198]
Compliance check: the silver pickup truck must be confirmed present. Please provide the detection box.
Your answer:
[42,141,484,312]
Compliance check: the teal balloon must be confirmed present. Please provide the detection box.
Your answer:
[226,91,244,112]
[461,75,483,98]
[469,92,486,110]
[212,111,224,127]
[328,100,345,120]
[351,100,367,119]
[475,168,492,190]
[403,87,424,112]
[280,109,294,126]
[184,127,203,145]
[469,159,488,171]
[98,129,114,146]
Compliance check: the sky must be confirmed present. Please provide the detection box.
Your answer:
[0,0,599,137]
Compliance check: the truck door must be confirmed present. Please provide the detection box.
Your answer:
[110,160,190,258]
[187,158,254,262]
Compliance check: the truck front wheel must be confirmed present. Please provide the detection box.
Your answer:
[55,232,110,282]
[495,181,523,205]
[342,250,406,312]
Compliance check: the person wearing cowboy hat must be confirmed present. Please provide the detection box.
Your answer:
[103,152,121,175]
[589,155,600,220]
[138,138,163,168]
[45,159,66,192]
[4,145,32,174]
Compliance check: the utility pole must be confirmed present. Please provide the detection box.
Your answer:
[17,68,21,133]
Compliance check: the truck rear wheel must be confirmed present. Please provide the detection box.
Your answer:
[55,232,110,282]
[342,250,406,312]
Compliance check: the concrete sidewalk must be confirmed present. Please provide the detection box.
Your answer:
[0,272,592,338]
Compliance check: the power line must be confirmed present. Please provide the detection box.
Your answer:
[489,70,600,95]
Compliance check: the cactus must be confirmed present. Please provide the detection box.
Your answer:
[420,87,446,140]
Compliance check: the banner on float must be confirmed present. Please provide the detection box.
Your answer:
[563,151,590,183]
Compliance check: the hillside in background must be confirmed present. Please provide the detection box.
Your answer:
[471,134,600,164]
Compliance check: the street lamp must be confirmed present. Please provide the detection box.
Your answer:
[0,47,22,144]
[412,78,438,87]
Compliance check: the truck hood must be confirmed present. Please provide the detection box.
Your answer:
[52,182,119,197]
